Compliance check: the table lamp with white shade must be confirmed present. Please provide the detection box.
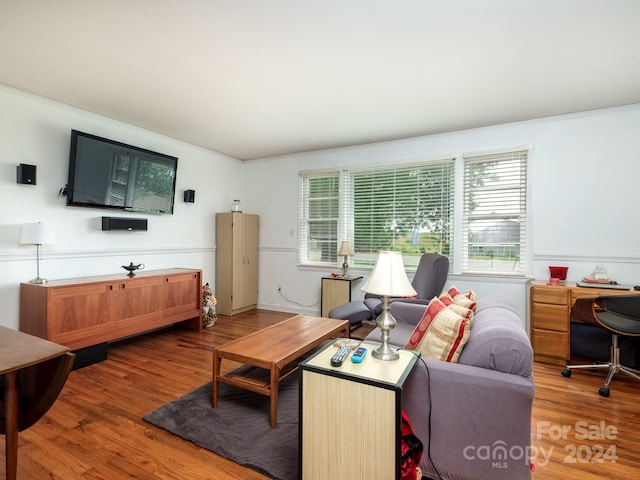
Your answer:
[337,240,355,277]
[20,222,56,284]
[361,250,416,361]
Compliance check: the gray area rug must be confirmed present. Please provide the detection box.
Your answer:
[143,376,298,480]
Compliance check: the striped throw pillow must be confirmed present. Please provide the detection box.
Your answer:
[405,296,471,362]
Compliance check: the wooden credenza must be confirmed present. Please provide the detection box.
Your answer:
[19,268,202,350]
[529,281,637,364]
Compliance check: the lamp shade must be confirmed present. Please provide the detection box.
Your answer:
[337,241,354,256]
[20,222,56,245]
[361,250,416,297]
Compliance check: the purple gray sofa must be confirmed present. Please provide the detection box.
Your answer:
[365,294,534,480]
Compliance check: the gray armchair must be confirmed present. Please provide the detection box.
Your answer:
[364,252,450,317]
[328,253,449,329]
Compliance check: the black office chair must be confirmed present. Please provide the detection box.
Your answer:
[561,294,640,397]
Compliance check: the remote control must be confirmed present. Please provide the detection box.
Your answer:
[330,345,351,367]
[350,347,367,363]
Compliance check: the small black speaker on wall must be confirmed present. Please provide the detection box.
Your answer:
[101,217,148,231]
[183,189,195,203]
[17,163,37,185]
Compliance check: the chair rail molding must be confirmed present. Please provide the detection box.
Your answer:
[0,246,214,263]
[534,253,640,264]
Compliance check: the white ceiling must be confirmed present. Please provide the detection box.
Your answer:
[1,0,640,160]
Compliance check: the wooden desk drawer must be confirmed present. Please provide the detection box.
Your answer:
[531,303,569,331]
[532,328,569,360]
[570,287,633,305]
[531,286,569,305]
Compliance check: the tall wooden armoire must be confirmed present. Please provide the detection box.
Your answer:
[215,212,259,316]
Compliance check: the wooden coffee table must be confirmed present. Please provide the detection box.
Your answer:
[212,315,349,428]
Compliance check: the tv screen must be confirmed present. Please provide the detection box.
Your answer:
[67,130,178,215]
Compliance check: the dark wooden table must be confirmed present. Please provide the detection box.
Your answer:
[0,327,75,480]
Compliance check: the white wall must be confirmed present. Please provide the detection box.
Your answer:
[0,85,245,329]
[3,82,639,332]
[246,103,640,325]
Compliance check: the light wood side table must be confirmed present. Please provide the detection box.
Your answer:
[320,275,363,317]
[299,340,418,479]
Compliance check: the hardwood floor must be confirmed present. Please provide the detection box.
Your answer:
[530,360,640,479]
[2,309,639,479]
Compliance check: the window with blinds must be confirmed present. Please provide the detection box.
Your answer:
[461,150,528,275]
[299,172,340,264]
[299,148,528,277]
[346,160,455,269]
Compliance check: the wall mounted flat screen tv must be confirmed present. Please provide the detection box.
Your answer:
[67,130,178,215]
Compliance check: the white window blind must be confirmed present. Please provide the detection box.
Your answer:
[462,150,528,274]
[299,172,340,264]
[299,149,528,277]
[346,159,455,269]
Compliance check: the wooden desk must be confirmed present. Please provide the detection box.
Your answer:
[0,327,74,480]
[529,281,637,364]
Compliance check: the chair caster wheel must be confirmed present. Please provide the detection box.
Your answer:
[599,387,610,397]
[561,369,571,378]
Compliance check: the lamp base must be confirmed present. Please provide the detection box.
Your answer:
[372,343,400,361]
[371,295,400,361]
[29,277,48,285]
